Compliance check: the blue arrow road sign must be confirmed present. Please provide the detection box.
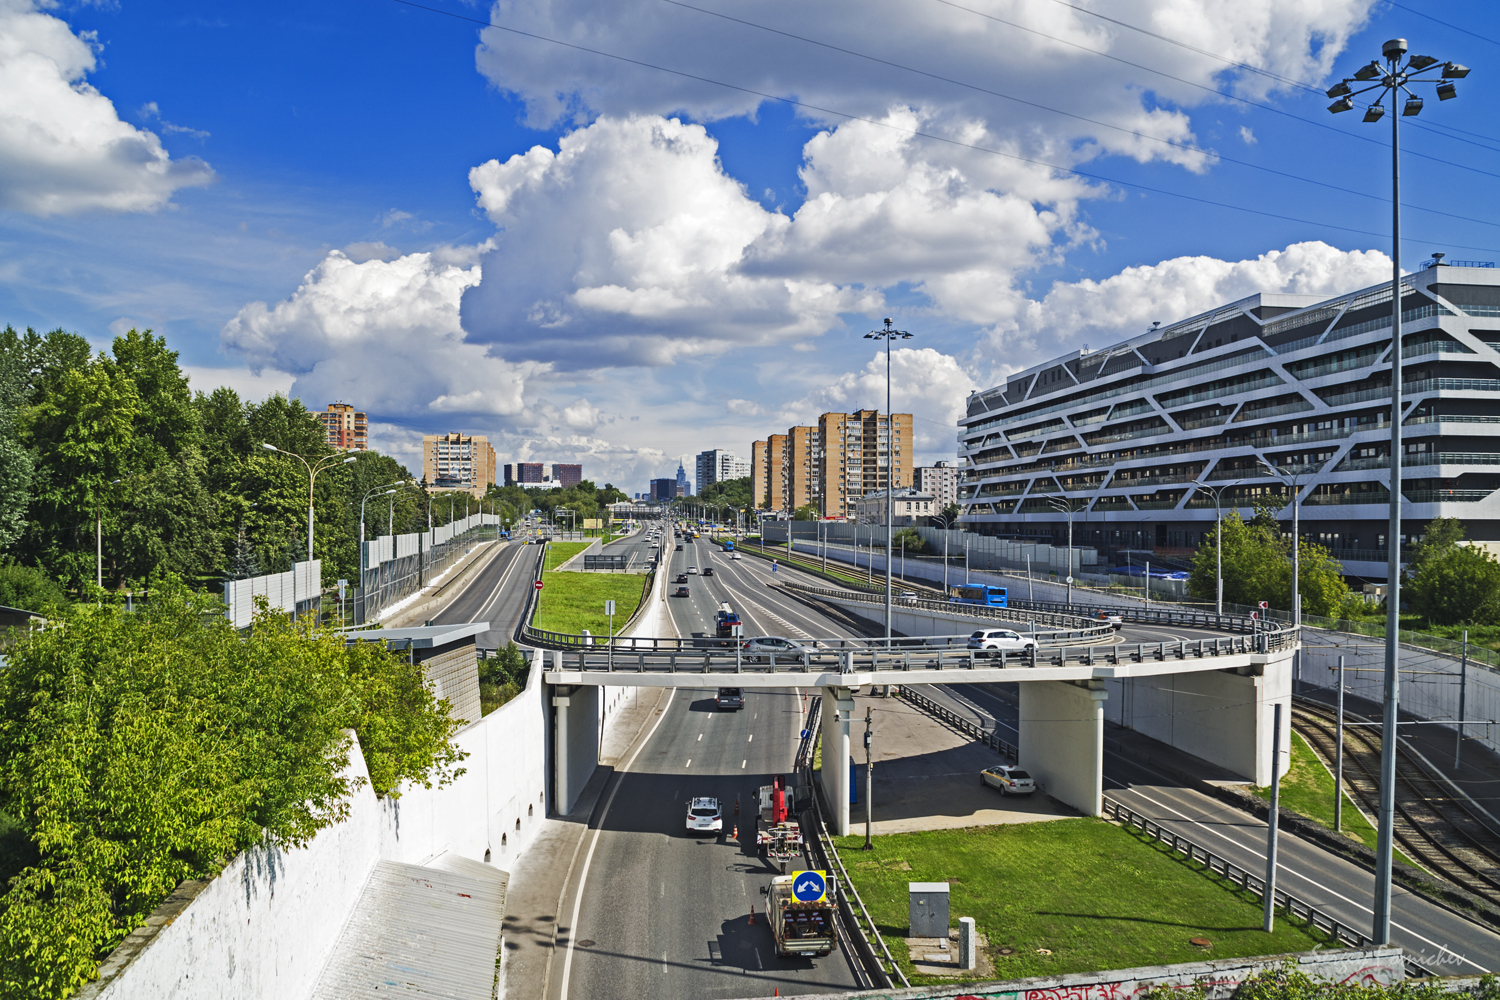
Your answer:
[801,728,810,740]
[791,870,827,903]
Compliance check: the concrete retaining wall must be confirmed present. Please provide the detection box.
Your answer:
[78,652,551,1000]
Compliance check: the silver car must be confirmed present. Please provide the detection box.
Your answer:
[981,765,1036,795]
[740,636,815,663]
[966,629,1036,657]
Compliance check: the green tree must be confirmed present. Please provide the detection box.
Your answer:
[0,589,464,997]
[891,527,927,553]
[792,503,820,521]
[1188,510,1348,616]
[1407,543,1500,625]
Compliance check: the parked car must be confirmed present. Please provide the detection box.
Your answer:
[716,687,744,710]
[686,796,723,834]
[674,586,690,598]
[980,765,1036,796]
[966,629,1036,657]
[1095,611,1123,630]
[702,567,715,577]
[741,636,816,663]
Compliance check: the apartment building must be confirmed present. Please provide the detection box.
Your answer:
[318,402,367,451]
[423,432,497,496]
[747,410,913,517]
[916,462,960,511]
[553,463,583,489]
[695,449,751,492]
[853,487,937,526]
[956,260,1500,581]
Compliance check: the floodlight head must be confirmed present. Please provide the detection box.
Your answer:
[1363,103,1386,123]
[863,332,876,339]
[384,489,397,495]
[1352,61,1382,81]
[1407,54,1439,71]
[1325,80,1351,98]
[261,442,279,452]
[1328,95,1355,113]
[342,456,357,464]
[1437,82,1457,101]
[1402,96,1424,116]
[1442,61,1470,79]
[1382,38,1408,60]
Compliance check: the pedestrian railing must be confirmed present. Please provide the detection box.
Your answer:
[1101,798,1432,978]
[539,632,1271,675]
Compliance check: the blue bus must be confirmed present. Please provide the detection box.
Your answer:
[949,585,1008,607]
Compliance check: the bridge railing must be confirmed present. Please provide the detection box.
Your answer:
[541,632,1273,675]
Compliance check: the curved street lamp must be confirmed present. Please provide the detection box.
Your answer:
[1045,495,1089,607]
[864,318,913,649]
[1328,37,1469,946]
[262,443,357,561]
[1190,479,1241,616]
[1258,461,1318,629]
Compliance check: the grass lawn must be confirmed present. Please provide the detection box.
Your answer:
[1253,731,1419,870]
[735,540,886,592]
[834,818,1334,985]
[533,542,650,636]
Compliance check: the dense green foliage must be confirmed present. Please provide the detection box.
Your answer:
[0,589,464,998]
[0,565,66,614]
[478,641,532,714]
[0,326,473,595]
[1187,510,1348,616]
[485,478,627,531]
[695,475,751,510]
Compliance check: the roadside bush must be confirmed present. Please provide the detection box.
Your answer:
[1187,511,1348,616]
[0,588,465,999]
[0,564,66,614]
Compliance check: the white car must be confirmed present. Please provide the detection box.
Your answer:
[966,629,1036,657]
[686,796,722,834]
[981,765,1036,795]
[687,566,698,575]
[1095,611,1123,630]
[740,636,815,663]
[730,552,743,560]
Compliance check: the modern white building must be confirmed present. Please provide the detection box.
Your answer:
[956,260,1500,582]
[915,462,960,511]
[694,449,744,493]
[854,487,937,526]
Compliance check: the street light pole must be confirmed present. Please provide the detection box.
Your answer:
[1327,39,1468,944]
[1046,496,1082,607]
[865,319,912,649]
[1260,461,1311,628]
[1192,480,1241,617]
[263,443,357,562]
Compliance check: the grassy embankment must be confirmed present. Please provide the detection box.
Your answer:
[531,540,650,637]
[834,819,1335,986]
[1252,731,1419,869]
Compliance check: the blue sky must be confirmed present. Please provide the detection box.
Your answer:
[1,0,1498,490]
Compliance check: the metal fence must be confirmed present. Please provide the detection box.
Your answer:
[1100,798,1431,977]
[899,686,1018,761]
[356,513,503,623]
[223,560,322,629]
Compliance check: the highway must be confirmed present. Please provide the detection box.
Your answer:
[546,529,866,999]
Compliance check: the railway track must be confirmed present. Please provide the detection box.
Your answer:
[1292,698,1500,908]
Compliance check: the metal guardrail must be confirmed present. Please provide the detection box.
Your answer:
[899,686,1018,762]
[797,697,909,990]
[780,582,1114,641]
[1006,596,1290,640]
[1101,798,1433,978]
[540,633,1271,675]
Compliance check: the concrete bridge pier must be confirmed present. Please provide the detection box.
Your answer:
[1019,680,1108,817]
[820,686,855,835]
[551,649,600,816]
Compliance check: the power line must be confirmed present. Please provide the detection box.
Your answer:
[1382,1,1500,49]
[659,0,1500,231]
[925,0,1500,174]
[386,0,1500,255]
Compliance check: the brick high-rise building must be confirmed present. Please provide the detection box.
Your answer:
[748,410,912,518]
[553,463,583,489]
[318,402,367,451]
[423,433,497,497]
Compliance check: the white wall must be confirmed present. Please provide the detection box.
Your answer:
[78,650,550,1000]
[1019,681,1106,816]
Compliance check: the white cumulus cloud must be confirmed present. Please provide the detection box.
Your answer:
[222,248,541,421]
[0,0,214,214]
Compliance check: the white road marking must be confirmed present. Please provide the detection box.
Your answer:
[559,688,677,1000]
[742,760,747,769]
[685,758,692,767]
[747,734,753,742]
[697,733,702,741]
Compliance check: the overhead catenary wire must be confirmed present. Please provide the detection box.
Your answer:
[660,0,1500,232]
[926,0,1500,169]
[1382,0,1500,50]
[388,0,1500,255]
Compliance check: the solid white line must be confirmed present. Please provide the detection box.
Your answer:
[1121,786,1491,973]
[559,688,678,1000]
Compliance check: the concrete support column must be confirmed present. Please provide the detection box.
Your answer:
[820,686,854,836]
[1019,680,1107,817]
[552,683,600,816]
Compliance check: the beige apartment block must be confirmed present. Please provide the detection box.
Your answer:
[748,409,912,518]
[423,432,497,497]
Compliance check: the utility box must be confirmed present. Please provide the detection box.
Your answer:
[908,882,950,938]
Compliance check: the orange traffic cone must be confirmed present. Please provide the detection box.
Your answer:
[732,823,738,841]
[748,905,756,925]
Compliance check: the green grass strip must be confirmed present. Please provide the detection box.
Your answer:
[533,541,649,637]
[833,818,1333,986]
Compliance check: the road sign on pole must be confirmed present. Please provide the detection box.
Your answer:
[534,580,544,591]
[605,600,616,615]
